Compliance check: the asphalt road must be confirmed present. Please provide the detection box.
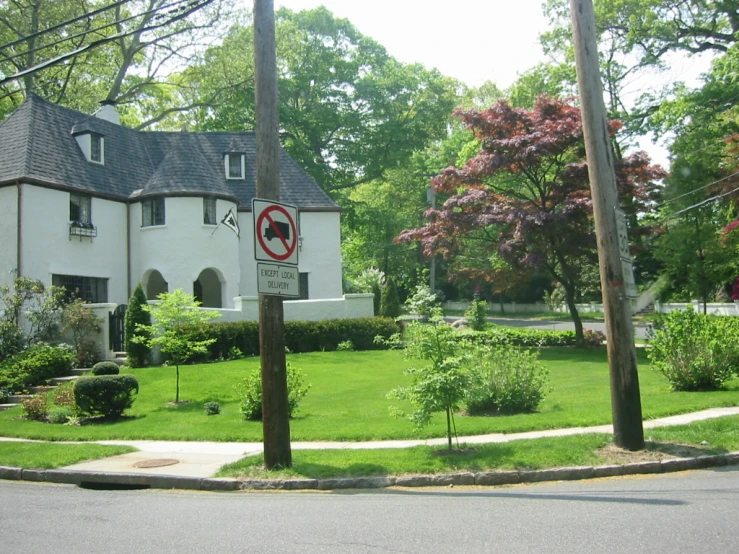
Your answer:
[487,317,651,340]
[2,468,737,553]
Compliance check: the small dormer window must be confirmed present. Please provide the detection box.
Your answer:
[225,153,244,179]
[90,134,103,163]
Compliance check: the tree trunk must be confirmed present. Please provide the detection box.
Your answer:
[562,284,585,347]
[175,364,180,403]
[446,407,452,453]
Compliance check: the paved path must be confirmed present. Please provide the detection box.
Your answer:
[2,406,738,478]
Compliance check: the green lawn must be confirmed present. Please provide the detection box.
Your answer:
[0,442,136,469]
[0,348,737,442]
[217,415,739,479]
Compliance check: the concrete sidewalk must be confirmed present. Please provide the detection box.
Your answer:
[3,406,738,479]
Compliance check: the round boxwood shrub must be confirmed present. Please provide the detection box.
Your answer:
[73,374,139,418]
[91,361,120,376]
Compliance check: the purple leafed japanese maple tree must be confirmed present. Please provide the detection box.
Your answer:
[399,96,665,345]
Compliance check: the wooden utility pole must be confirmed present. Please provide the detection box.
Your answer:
[254,0,292,468]
[570,0,645,450]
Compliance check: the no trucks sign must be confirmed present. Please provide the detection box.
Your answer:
[253,199,300,297]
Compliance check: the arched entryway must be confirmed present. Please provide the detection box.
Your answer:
[144,270,168,300]
[194,268,223,308]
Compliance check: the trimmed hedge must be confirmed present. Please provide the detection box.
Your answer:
[91,361,120,376]
[455,326,580,347]
[183,317,400,363]
[73,374,139,418]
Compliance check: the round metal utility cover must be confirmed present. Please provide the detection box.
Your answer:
[132,458,180,469]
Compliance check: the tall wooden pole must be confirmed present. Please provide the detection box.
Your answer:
[570,0,644,450]
[254,0,292,468]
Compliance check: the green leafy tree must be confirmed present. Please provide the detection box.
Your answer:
[384,313,469,453]
[399,97,665,345]
[124,283,151,367]
[133,289,221,403]
[185,6,459,193]
[0,277,65,361]
[61,298,102,367]
[379,278,401,318]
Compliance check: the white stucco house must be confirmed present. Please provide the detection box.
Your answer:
[0,94,372,354]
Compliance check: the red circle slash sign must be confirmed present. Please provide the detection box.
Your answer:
[256,205,297,262]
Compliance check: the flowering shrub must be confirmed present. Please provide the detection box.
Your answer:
[647,309,739,391]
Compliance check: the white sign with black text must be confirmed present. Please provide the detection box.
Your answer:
[256,263,300,298]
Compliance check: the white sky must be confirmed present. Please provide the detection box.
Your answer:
[273,1,714,166]
[274,0,548,89]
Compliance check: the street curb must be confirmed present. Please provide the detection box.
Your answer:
[1,452,737,492]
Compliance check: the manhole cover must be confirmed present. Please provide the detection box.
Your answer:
[132,458,180,469]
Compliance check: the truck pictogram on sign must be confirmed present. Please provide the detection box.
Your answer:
[252,199,299,267]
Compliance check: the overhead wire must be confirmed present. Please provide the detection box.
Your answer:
[0,0,132,52]
[1,0,204,65]
[0,0,214,87]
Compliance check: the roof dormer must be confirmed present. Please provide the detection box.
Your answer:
[225,152,245,179]
[72,127,105,165]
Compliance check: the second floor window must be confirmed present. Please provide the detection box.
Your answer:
[203,197,216,225]
[142,198,165,227]
[70,193,91,224]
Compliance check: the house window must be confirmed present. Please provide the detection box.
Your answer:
[225,153,244,179]
[70,193,91,224]
[203,197,217,225]
[52,274,108,303]
[298,272,309,300]
[90,134,103,163]
[142,198,165,227]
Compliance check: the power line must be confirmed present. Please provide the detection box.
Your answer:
[0,0,214,88]
[664,182,739,219]
[0,0,132,52]
[1,0,201,66]
[653,170,739,210]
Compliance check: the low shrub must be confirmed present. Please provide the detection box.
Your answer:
[52,382,76,408]
[238,363,310,421]
[48,405,75,424]
[465,343,549,415]
[73,374,139,418]
[647,309,739,391]
[204,401,221,416]
[21,395,48,421]
[91,361,120,376]
[0,343,75,392]
[336,340,354,351]
[583,329,606,347]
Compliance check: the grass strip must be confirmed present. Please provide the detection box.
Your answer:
[0,442,136,469]
[216,415,739,480]
[0,348,737,442]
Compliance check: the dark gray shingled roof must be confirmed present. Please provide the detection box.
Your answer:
[0,94,339,210]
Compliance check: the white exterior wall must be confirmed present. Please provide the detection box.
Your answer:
[0,185,18,288]
[19,185,127,303]
[298,211,343,298]
[130,196,240,307]
[238,210,257,296]
[238,209,343,300]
